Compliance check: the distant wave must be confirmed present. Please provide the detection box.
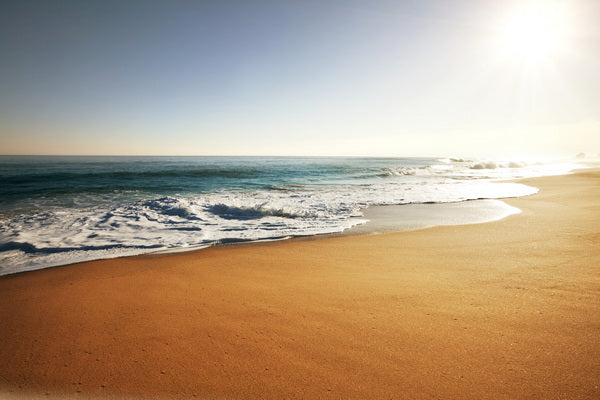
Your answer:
[469,161,525,170]
[379,167,422,176]
[0,168,267,185]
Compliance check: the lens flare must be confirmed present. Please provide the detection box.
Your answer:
[495,1,571,66]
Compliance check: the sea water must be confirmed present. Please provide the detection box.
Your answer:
[0,156,579,275]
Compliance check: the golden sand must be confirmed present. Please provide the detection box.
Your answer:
[1,170,599,399]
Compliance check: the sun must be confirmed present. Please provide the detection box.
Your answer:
[495,1,570,67]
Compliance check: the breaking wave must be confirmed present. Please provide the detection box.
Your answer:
[0,156,583,275]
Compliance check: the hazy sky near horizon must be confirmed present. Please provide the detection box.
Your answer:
[1,0,599,158]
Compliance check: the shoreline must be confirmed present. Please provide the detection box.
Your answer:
[0,187,535,278]
[0,169,599,399]
[121,198,524,260]
[2,160,591,278]
[0,197,529,279]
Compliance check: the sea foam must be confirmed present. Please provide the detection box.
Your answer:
[0,157,583,275]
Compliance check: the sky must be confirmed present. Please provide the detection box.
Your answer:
[1,0,599,158]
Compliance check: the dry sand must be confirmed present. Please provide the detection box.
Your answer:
[0,170,598,399]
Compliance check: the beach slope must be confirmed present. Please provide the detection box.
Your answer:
[1,170,599,399]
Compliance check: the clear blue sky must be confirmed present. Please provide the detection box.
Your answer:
[1,0,599,157]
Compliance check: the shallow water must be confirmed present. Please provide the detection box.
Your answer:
[347,199,520,235]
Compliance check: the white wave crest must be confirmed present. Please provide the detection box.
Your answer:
[1,157,583,276]
[470,161,525,170]
[382,166,429,176]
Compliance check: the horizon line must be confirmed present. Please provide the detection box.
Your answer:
[0,154,446,159]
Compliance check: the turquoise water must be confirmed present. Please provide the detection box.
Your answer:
[0,156,435,215]
[0,156,574,275]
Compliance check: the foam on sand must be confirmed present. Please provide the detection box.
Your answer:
[347,199,520,235]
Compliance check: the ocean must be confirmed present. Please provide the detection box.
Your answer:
[0,156,578,275]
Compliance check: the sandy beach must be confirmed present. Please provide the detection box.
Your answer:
[0,170,598,399]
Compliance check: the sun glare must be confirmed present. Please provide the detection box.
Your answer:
[495,1,570,67]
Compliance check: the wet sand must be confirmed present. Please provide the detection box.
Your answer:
[0,170,598,399]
